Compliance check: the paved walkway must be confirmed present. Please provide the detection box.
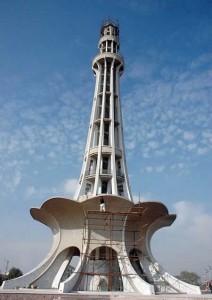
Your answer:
[0,290,212,300]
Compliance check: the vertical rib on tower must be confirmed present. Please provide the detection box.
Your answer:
[74,19,132,201]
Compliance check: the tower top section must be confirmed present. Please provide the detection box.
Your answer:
[98,18,121,56]
[100,18,119,37]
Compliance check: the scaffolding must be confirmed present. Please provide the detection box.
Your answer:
[74,204,150,291]
[60,203,184,293]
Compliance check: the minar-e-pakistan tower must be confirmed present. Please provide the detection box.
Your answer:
[2,20,201,295]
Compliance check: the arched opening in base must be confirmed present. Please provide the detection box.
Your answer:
[129,248,150,283]
[61,247,80,282]
[80,246,123,291]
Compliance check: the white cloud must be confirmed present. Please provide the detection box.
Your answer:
[4,170,23,191]
[123,50,212,174]
[24,178,78,203]
[63,178,78,196]
[171,163,185,171]
[0,75,91,195]
[187,143,197,151]
[174,201,195,226]
[48,151,57,158]
[26,186,36,197]
[148,140,159,149]
[128,60,155,79]
[190,53,212,69]
[13,171,22,187]
[144,165,165,173]
[173,201,212,243]
[202,131,212,139]
[183,131,195,140]
[155,149,165,156]
[196,147,209,155]
[155,165,165,172]
[152,201,212,277]
[146,166,153,173]
[126,140,136,150]
[146,130,156,139]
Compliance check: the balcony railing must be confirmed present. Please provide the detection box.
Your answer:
[85,169,96,176]
[85,169,112,176]
[100,168,111,175]
[85,169,124,180]
[116,170,125,181]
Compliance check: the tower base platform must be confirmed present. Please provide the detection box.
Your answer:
[0,290,211,300]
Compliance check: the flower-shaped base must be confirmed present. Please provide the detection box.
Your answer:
[1,195,201,295]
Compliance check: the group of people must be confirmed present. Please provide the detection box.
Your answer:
[208,281,212,293]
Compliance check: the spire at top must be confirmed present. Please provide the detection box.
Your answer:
[101,17,119,37]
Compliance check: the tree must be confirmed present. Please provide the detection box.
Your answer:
[176,271,201,286]
[7,267,23,280]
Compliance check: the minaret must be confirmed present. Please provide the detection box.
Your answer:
[1,20,201,296]
[74,19,132,201]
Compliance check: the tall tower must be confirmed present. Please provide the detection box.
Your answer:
[74,19,132,201]
[1,20,201,296]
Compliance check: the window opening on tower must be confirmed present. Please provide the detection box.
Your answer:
[113,68,116,93]
[113,41,117,54]
[102,41,106,53]
[96,124,100,146]
[107,40,111,52]
[114,96,118,122]
[104,123,109,145]
[97,96,102,119]
[117,184,124,196]
[100,71,104,93]
[102,181,108,194]
[106,63,111,92]
[85,183,92,195]
[102,157,109,173]
[89,159,95,175]
[105,95,110,118]
[115,127,119,148]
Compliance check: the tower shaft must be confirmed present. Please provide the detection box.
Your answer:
[75,20,132,201]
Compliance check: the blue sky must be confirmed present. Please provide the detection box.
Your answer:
[0,0,211,281]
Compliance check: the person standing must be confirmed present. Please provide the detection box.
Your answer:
[100,196,105,211]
